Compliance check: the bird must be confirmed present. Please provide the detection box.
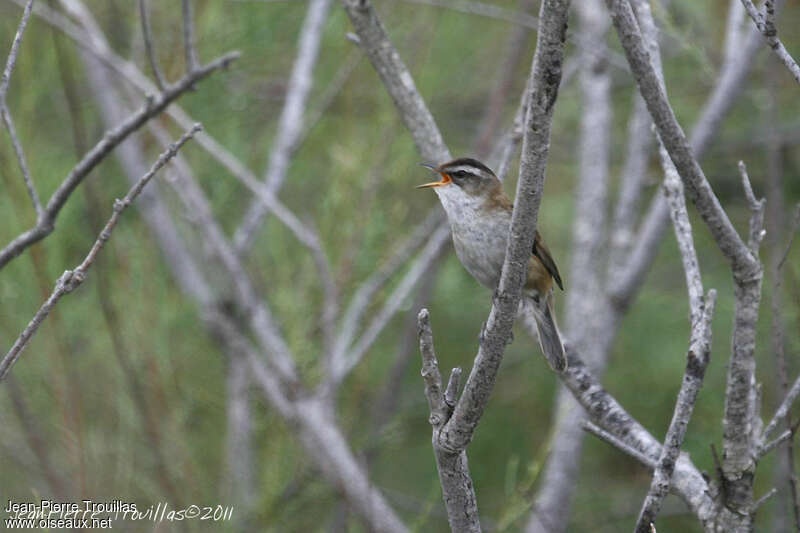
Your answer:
[416,157,566,372]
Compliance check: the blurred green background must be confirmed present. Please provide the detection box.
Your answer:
[1,0,799,531]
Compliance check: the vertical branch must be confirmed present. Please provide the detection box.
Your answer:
[181,0,198,72]
[633,140,716,532]
[418,310,480,533]
[1,0,42,218]
[765,65,800,528]
[526,1,609,531]
[234,0,333,253]
[660,142,704,324]
[138,0,166,90]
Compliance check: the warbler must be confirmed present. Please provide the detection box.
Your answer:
[417,158,565,372]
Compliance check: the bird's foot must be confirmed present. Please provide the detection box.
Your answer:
[478,321,487,344]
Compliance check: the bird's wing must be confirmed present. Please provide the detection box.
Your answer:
[532,230,564,290]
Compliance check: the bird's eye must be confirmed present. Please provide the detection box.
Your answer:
[454,171,468,178]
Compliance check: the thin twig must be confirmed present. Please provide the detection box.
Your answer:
[754,487,778,511]
[182,0,198,71]
[764,375,800,440]
[659,141,704,324]
[1,0,42,218]
[777,204,800,272]
[757,429,793,460]
[633,289,717,533]
[0,125,202,382]
[234,0,333,253]
[581,420,657,469]
[138,0,166,90]
[0,50,239,272]
[561,346,717,527]
[738,160,766,252]
[606,0,758,282]
[609,0,764,310]
[331,226,450,384]
[740,0,800,84]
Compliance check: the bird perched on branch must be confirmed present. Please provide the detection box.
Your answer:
[417,158,566,372]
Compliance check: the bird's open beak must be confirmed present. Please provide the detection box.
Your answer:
[416,163,451,189]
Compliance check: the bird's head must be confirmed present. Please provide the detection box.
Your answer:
[416,158,502,199]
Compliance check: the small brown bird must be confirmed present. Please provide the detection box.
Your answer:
[417,157,566,372]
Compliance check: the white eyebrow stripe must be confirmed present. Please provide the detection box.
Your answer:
[447,165,486,176]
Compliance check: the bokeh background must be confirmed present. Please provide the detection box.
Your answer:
[1,0,799,531]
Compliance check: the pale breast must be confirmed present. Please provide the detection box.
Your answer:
[449,206,511,290]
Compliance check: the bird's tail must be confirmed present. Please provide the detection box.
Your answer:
[526,294,566,373]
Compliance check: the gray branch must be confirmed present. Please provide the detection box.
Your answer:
[605,0,758,283]
[557,344,719,528]
[0,125,201,382]
[659,141,704,324]
[138,0,167,90]
[634,290,717,533]
[418,309,481,533]
[234,0,332,253]
[526,2,609,530]
[609,0,764,310]
[738,161,766,253]
[740,0,800,84]
[0,49,239,272]
[182,0,198,71]
[581,420,657,469]
[437,0,571,453]
[77,29,408,529]
[341,0,451,164]
[0,0,42,219]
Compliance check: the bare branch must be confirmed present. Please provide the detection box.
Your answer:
[757,429,793,460]
[418,309,447,425]
[418,309,481,533]
[740,0,800,84]
[400,0,538,28]
[234,0,333,253]
[738,161,766,252]
[444,367,462,408]
[182,0,198,71]
[0,50,239,272]
[607,93,652,273]
[0,125,201,382]
[606,0,759,282]
[609,0,764,310]
[1,0,42,218]
[331,225,450,384]
[558,345,717,527]
[438,0,571,453]
[144,121,301,384]
[341,0,450,164]
[581,420,656,469]
[754,487,778,511]
[138,0,167,90]
[634,289,717,533]
[659,141,704,323]
[526,3,609,529]
[723,0,746,67]
[764,375,800,440]
[777,204,800,272]
[331,209,443,366]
